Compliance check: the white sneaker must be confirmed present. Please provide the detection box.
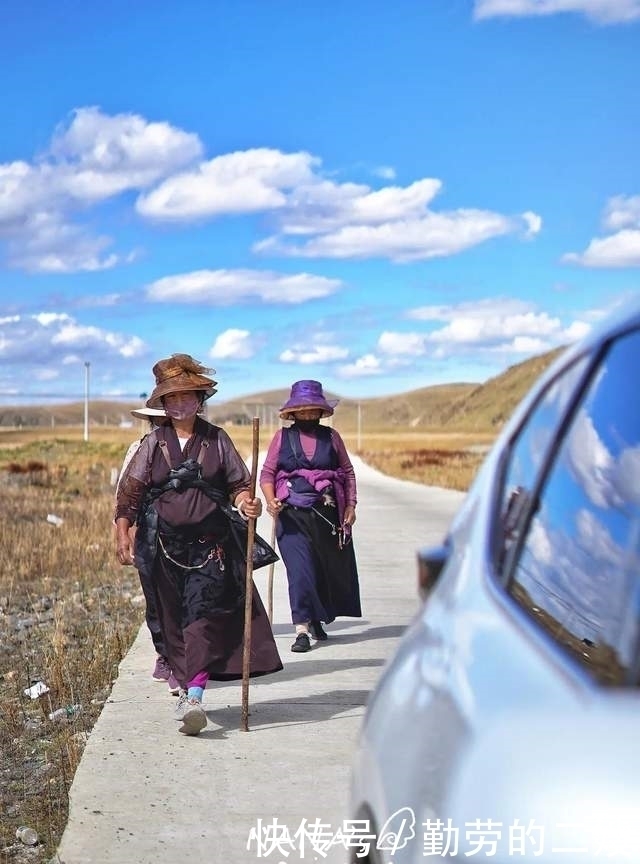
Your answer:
[178,699,207,736]
[174,691,190,721]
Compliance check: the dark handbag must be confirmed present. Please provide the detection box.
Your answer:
[226,509,279,570]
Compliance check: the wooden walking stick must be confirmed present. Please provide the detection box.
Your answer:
[241,416,260,732]
[267,517,276,624]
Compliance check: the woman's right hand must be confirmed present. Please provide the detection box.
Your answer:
[116,529,134,566]
[266,498,282,518]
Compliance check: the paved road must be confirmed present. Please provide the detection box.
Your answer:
[55,457,465,864]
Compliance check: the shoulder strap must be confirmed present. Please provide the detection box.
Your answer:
[156,423,212,468]
[156,426,174,470]
[157,440,172,469]
[196,438,209,465]
[284,426,305,467]
[193,418,219,464]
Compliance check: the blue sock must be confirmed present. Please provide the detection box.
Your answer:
[187,686,204,702]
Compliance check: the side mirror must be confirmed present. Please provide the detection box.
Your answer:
[417,543,450,601]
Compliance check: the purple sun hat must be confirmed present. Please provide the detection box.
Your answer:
[279,380,338,419]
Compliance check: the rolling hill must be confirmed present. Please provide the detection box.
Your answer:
[0,345,566,434]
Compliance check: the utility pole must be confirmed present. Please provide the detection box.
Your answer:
[83,361,90,442]
[357,401,362,451]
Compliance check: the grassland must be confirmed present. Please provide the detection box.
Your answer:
[0,436,142,862]
[0,425,492,862]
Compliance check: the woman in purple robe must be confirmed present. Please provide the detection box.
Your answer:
[260,380,361,653]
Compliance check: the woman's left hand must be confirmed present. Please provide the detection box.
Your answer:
[239,496,263,519]
[343,505,356,527]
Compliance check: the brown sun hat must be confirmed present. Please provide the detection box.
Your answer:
[279,380,338,420]
[146,354,218,409]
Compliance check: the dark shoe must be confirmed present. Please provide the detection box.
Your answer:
[167,673,181,695]
[152,655,171,682]
[310,620,328,641]
[291,633,311,653]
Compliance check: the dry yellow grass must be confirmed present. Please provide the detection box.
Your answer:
[0,425,494,861]
[344,431,494,491]
[0,438,142,860]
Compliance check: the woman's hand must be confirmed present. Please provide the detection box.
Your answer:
[115,519,134,565]
[266,498,283,518]
[343,505,356,527]
[116,534,134,565]
[237,496,263,519]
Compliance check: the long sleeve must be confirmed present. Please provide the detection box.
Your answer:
[114,433,155,522]
[115,438,144,498]
[330,430,357,507]
[259,429,284,485]
[216,428,252,500]
[114,475,147,523]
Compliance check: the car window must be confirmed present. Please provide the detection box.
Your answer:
[496,355,590,573]
[506,328,640,686]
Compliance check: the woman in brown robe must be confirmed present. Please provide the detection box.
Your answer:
[115,354,282,736]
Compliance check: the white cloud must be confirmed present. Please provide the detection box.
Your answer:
[522,210,543,237]
[563,229,640,268]
[276,177,443,235]
[1,112,541,270]
[51,321,145,358]
[377,332,427,356]
[255,169,540,261]
[489,335,552,353]
[0,106,201,273]
[603,195,640,231]
[400,297,591,358]
[566,408,621,508]
[613,445,640,507]
[145,268,342,304]
[279,344,349,364]
[136,148,317,221]
[33,312,70,326]
[260,210,528,262]
[0,311,147,401]
[473,0,640,25]
[563,195,640,267]
[426,310,562,344]
[7,211,121,273]
[302,297,598,380]
[337,354,383,378]
[209,329,256,360]
[0,312,146,369]
[50,106,203,201]
[563,320,592,341]
[372,166,397,180]
[0,161,42,229]
[0,108,202,221]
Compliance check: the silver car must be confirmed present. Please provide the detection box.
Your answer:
[350,297,640,864]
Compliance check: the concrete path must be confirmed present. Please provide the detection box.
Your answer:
[54,457,465,864]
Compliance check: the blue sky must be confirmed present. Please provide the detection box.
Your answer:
[1,0,639,406]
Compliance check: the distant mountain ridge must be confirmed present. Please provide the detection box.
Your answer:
[0,346,566,433]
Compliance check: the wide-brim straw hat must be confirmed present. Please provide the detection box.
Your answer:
[279,380,338,420]
[146,354,217,409]
[130,406,167,422]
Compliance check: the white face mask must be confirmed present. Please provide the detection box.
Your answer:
[163,392,201,421]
